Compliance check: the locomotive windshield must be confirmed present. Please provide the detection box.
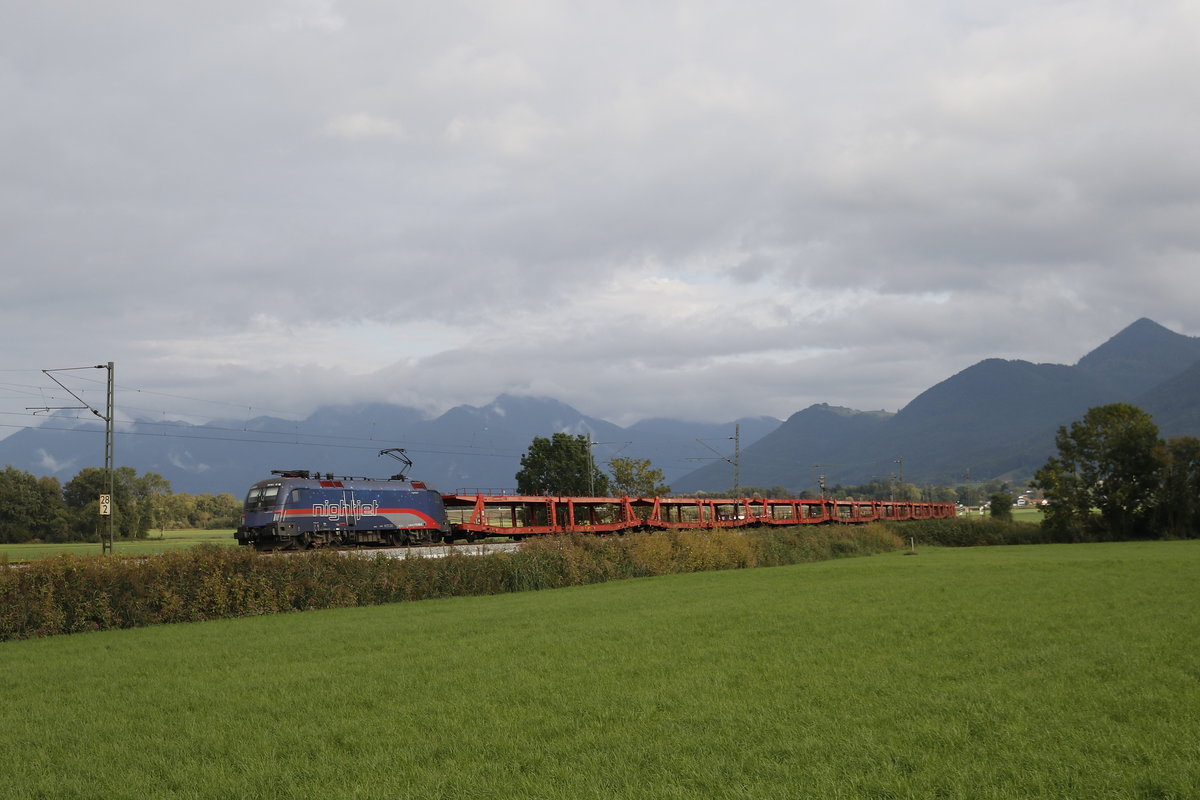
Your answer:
[244,483,281,512]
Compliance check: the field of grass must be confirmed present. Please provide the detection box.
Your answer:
[1009,506,1044,523]
[955,506,1043,523]
[0,529,235,562]
[2,540,1197,798]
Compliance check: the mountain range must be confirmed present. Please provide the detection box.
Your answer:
[673,317,1200,492]
[2,318,1198,496]
[0,392,779,496]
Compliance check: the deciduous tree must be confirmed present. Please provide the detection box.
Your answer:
[0,467,67,543]
[1032,403,1161,540]
[989,492,1014,521]
[515,433,610,496]
[608,457,670,497]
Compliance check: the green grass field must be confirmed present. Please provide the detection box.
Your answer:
[0,529,235,562]
[2,540,1197,798]
[956,506,1043,523]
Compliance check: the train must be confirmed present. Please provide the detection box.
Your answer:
[234,451,958,551]
[235,469,450,551]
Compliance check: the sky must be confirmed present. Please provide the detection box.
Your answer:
[3,0,1199,432]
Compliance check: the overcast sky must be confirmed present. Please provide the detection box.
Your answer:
[3,0,1199,431]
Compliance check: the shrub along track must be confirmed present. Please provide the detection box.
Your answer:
[0,525,902,640]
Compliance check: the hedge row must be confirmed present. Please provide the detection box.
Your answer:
[0,525,903,641]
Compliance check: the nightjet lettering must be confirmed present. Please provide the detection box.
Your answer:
[313,499,380,521]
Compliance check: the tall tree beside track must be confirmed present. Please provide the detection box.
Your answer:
[1033,403,1162,540]
[608,457,670,497]
[516,433,610,496]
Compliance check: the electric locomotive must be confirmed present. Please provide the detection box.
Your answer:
[235,449,450,551]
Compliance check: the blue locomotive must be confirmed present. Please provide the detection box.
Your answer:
[235,450,450,551]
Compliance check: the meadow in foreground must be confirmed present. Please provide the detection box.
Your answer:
[1,540,1197,799]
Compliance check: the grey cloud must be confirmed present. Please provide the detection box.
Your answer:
[2,1,1198,431]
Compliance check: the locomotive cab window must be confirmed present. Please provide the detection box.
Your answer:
[244,484,281,512]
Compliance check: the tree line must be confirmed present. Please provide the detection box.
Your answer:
[0,465,241,544]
